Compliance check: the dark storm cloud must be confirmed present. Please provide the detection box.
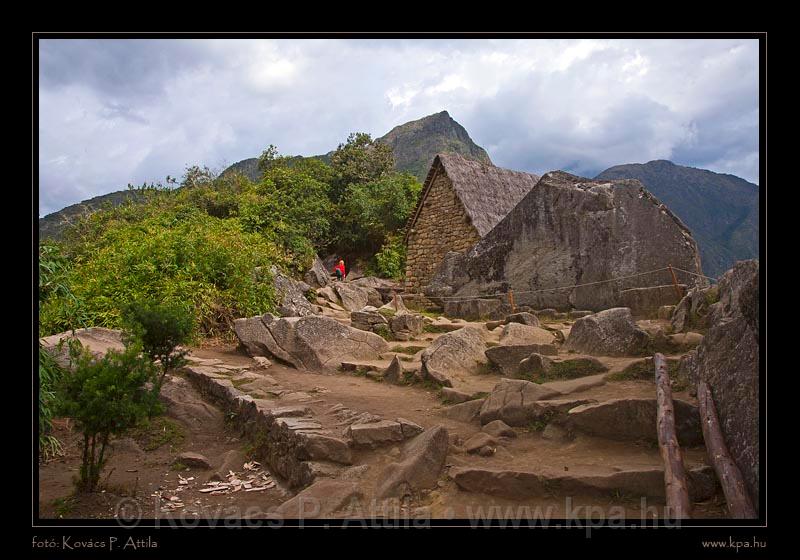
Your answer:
[38,38,759,216]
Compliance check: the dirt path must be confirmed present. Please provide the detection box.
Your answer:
[187,342,725,519]
[39,313,723,520]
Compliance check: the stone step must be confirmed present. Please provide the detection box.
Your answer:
[451,464,718,502]
[566,397,703,446]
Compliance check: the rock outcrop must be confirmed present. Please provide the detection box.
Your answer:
[679,260,760,510]
[564,308,651,357]
[303,255,330,289]
[478,379,562,426]
[420,326,487,387]
[234,314,388,371]
[426,171,705,313]
[671,284,719,333]
[268,266,316,317]
[376,426,449,499]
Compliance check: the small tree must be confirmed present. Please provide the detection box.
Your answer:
[58,344,158,492]
[122,300,194,391]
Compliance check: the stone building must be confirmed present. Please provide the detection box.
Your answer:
[404,153,539,291]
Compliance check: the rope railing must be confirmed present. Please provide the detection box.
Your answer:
[395,265,717,303]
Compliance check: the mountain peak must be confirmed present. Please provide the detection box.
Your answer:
[378,111,492,179]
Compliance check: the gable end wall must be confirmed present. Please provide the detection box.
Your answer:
[405,171,480,290]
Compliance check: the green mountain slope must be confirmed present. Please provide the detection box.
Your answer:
[595,160,759,277]
[39,190,147,240]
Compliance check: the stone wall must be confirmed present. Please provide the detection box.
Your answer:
[405,171,480,291]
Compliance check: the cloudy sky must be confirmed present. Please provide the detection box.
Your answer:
[37,37,760,217]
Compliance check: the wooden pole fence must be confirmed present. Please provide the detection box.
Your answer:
[655,353,692,519]
[697,380,757,518]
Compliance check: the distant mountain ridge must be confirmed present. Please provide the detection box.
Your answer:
[39,111,492,239]
[38,190,147,240]
[595,160,759,277]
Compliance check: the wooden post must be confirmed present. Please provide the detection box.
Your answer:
[655,353,692,519]
[697,381,757,518]
[667,264,684,300]
[508,289,516,313]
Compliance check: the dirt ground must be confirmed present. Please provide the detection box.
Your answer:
[37,373,290,521]
[38,315,726,521]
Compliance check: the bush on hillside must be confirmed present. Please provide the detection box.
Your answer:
[39,211,282,337]
[57,343,159,492]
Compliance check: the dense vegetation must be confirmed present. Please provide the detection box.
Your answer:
[38,133,422,339]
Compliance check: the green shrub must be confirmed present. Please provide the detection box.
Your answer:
[122,300,194,389]
[373,235,408,280]
[40,213,281,337]
[57,343,160,492]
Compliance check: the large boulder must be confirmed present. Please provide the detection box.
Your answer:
[333,283,368,311]
[420,327,487,387]
[564,307,651,356]
[317,286,339,304]
[234,314,388,371]
[426,171,705,311]
[351,276,400,302]
[333,283,383,311]
[440,398,485,423]
[504,312,541,327]
[376,426,449,498]
[350,308,388,333]
[274,480,364,519]
[379,294,409,315]
[269,265,315,318]
[499,323,556,346]
[680,260,759,509]
[389,313,424,340]
[485,345,548,376]
[303,255,330,289]
[233,315,299,367]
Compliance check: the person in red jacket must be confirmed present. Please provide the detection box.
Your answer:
[333,259,346,281]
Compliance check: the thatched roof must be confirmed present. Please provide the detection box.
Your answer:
[405,153,540,241]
